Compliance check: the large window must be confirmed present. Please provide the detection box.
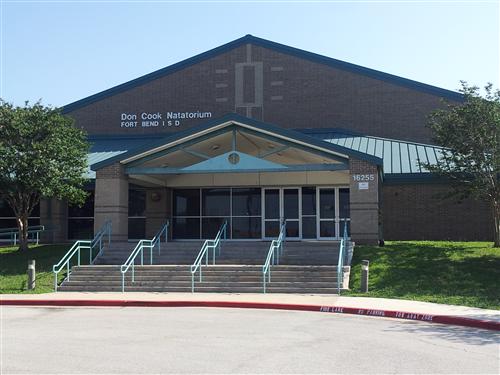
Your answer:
[172,188,261,239]
[171,187,349,240]
[68,191,94,240]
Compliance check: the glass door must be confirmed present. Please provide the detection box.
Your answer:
[318,188,336,239]
[283,188,300,239]
[263,188,280,238]
[263,188,301,240]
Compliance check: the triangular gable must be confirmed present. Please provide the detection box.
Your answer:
[63,36,463,113]
[182,151,287,172]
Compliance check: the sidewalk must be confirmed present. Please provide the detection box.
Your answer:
[2,292,499,330]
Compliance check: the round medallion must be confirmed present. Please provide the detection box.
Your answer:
[228,152,240,165]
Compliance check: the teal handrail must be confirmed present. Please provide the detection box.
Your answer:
[190,221,227,292]
[151,221,169,256]
[120,239,153,292]
[52,241,91,292]
[120,221,169,292]
[262,220,286,293]
[53,220,112,292]
[90,220,112,264]
[337,218,350,294]
[0,225,45,245]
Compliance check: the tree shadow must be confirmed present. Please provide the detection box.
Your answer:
[384,319,500,346]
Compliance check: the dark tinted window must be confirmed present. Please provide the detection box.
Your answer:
[129,190,146,217]
[173,189,200,216]
[232,188,261,216]
[202,189,230,216]
[69,191,94,217]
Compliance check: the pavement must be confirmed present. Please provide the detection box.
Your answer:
[3,306,499,374]
[1,292,499,330]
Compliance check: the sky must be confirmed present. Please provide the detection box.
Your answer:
[0,0,499,107]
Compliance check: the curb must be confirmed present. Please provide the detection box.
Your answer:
[1,299,499,331]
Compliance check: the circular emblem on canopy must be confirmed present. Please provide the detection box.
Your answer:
[228,152,240,165]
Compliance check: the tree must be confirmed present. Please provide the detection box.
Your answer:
[0,100,89,251]
[423,82,500,247]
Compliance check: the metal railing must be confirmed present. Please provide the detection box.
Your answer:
[53,220,112,292]
[190,221,227,292]
[337,219,350,294]
[120,239,153,292]
[262,220,286,293]
[151,221,169,256]
[120,221,169,292]
[0,225,45,245]
[53,240,91,292]
[90,220,112,264]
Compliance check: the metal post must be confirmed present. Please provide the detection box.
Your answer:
[263,274,266,294]
[27,260,35,290]
[122,274,125,293]
[132,263,135,282]
[141,247,144,266]
[66,261,70,281]
[191,274,194,293]
[14,233,16,245]
[78,247,81,266]
[361,260,369,293]
[150,244,153,265]
[36,231,39,245]
[54,273,58,292]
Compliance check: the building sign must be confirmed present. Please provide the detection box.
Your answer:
[120,111,212,128]
[358,182,369,190]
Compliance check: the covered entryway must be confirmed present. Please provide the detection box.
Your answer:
[91,114,382,245]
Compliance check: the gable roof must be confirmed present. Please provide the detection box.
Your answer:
[90,113,383,171]
[62,35,464,113]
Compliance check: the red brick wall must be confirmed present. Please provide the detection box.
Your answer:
[67,43,456,144]
[382,184,493,241]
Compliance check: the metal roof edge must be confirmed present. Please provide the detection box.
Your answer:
[383,173,448,184]
[62,35,464,114]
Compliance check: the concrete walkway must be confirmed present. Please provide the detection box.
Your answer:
[2,292,499,325]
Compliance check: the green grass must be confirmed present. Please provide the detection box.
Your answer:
[346,241,500,310]
[0,244,74,294]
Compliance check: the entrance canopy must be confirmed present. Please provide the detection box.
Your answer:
[91,114,381,184]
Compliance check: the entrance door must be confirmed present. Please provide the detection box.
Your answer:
[263,188,300,240]
[318,188,336,239]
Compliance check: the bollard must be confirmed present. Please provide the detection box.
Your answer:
[27,260,36,290]
[361,259,369,293]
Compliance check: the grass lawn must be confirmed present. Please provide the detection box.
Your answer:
[346,241,500,310]
[0,244,76,294]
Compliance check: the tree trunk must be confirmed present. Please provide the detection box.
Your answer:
[16,214,29,252]
[494,200,500,248]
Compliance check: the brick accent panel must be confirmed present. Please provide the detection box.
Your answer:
[94,163,128,241]
[383,184,493,240]
[349,158,380,244]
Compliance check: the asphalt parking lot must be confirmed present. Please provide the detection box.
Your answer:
[2,306,499,374]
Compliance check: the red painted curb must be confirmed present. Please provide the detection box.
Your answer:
[1,299,499,331]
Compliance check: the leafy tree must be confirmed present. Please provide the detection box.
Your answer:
[0,100,89,251]
[423,82,500,247]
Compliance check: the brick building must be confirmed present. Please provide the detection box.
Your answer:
[4,35,492,244]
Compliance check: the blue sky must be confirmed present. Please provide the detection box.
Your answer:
[1,0,499,107]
